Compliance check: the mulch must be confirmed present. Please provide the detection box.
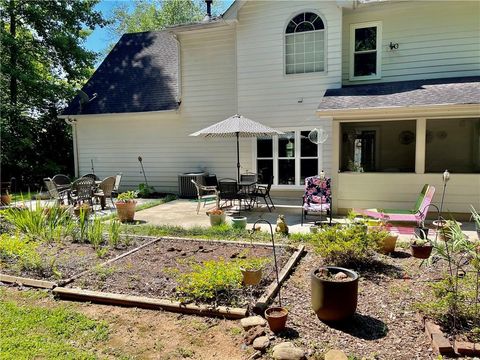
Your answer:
[68,238,294,308]
[266,249,455,360]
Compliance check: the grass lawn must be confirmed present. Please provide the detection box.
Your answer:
[0,288,109,360]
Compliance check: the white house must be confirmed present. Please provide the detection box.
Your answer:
[60,0,480,216]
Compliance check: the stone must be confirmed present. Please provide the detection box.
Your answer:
[334,272,348,280]
[272,342,305,360]
[240,316,267,330]
[253,336,270,351]
[325,349,348,360]
[244,325,265,345]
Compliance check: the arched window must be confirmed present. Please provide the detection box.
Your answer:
[285,12,325,74]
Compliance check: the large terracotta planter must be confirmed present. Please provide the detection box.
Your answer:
[265,306,288,333]
[116,201,136,222]
[209,213,226,226]
[311,267,359,322]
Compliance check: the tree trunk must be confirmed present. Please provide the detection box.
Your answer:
[9,0,17,109]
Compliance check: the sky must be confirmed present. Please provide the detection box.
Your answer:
[84,0,234,64]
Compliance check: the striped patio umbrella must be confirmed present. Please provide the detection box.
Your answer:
[189,114,284,181]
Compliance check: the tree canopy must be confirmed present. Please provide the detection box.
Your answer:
[0,0,107,188]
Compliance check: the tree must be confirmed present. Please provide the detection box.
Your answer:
[0,0,107,188]
[108,0,219,39]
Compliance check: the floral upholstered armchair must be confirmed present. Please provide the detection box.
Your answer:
[301,175,332,225]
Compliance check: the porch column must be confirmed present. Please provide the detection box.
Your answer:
[415,118,426,174]
[332,120,340,213]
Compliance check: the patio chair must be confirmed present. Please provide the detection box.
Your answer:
[204,174,218,188]
[218,178,249,210]
[250,175,275,212]
[52,174,71,192]
[301,175,332,225]
[191,179,219,214]
[111,173,123,198]
[354,184,436,223]
[82,173,99,181]
[43,177,68,205]
[93,176,116,210]
[69,177,95,206]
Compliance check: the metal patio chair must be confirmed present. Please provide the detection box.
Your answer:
[191,179,219,214]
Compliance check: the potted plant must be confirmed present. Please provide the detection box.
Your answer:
[414,218,430,239]
[311,266,359,322]
[433,219,462,241]
[206,208,225,226]
[116,191,137,222]
[265,306,288,333]
[231,216,247,230]
[73,203,91,217]
[368,219,397,254]
[0,187,11,205]
[239,258,268,286]
[410,238,433,259]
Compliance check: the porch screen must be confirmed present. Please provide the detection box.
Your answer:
[340,120,416,172]
[425,118,480,173]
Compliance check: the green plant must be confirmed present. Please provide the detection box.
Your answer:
[76,207,89,242]
[93,264,116,282]
[173,257,270,303]
[87,217,103,249]
[108,220,121,248]
[117,191,137,202]
[309,224,387,268]
[0,233,43,273]
[137,183,156,198]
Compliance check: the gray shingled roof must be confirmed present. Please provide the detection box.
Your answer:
[318,77,480,111]
[62,31,178,115]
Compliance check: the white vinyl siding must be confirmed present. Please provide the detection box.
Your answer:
[342,1,480,84]
[75,27,238,192]
[236,1,342,184]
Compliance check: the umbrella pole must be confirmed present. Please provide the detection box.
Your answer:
[236,132,240,182]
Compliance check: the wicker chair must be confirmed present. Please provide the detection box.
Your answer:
[44,177,68,204]
[52,174,71,192]
[191,179,219,214]
[70,177,95,206]
[111,173,123,197]
[94,176,116,209]
[82,173,99,181]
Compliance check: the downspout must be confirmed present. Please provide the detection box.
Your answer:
[64,117,79,177]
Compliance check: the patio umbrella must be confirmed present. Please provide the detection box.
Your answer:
[189,114,284,181]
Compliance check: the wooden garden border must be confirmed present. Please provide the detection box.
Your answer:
[1,235,305,318]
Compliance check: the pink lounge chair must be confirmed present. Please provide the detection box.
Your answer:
[354,184,436,223]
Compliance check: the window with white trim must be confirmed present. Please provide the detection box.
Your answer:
[256,130,321,186]
[285,12,325,75]
[350,22,382,80]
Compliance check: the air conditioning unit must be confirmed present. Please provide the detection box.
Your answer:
[178,172,207,198]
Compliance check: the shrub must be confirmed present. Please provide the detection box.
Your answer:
[309,224,387,268]
[0,233,43,273]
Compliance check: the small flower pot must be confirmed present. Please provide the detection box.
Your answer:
[311,267,359,322]
[209,212,226,226]
[309,225,319,234]
[116,201,136,222]
[74,206,91,218]
[377,234,398,254]
[231,216,247,230]
[265,306,288,333]
[240,267,262,286]
[410,244,433,259]
[0,194,12,205]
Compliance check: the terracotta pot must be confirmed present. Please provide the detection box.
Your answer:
[311,267,359,322]
[378,234,398,254]
[434,220,462,241]
[0,194,12,205]
[116,201,136,222]
[209,213,225,226]
[240,267,262,286]
[231,216,247,229]
[411,244,433,259]
[265,306,288,333]
[74,206,91,217]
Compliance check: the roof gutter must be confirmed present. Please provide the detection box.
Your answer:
[57,108,178,120]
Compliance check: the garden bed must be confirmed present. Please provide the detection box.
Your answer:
[66,237,298,310]
[0,235,155,283]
